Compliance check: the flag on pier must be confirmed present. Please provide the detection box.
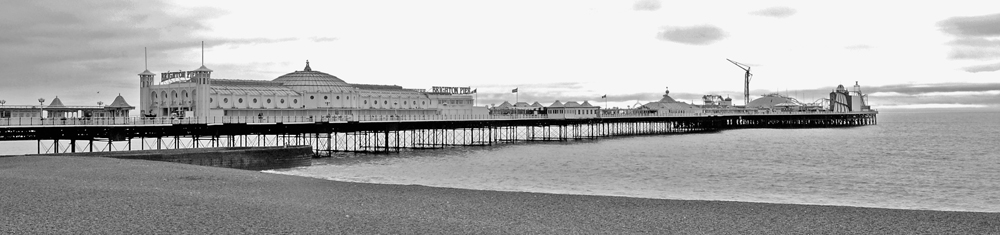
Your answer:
[601,94,606,98]
[512,88,518,93]
[472,89,477,93]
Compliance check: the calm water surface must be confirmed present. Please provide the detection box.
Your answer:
[272,109,1000,212]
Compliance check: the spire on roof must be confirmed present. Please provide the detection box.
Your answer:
[108,94,132,108]
[48,96,65,107]
[193,65,213,72]
[304,60,312,72]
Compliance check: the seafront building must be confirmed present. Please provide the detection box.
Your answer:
[0,95,133,118]
[139,61,485,118]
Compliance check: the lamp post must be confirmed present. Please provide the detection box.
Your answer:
[38,98,45,119]
[0,100,5,119]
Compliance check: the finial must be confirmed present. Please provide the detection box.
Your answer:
[304,60,312,71]
[201,41,204,66]
[144,47,148,70]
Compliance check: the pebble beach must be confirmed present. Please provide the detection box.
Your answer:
[2,155,998,234]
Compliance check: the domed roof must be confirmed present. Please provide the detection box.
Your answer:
[835,84,847,92]
[273,61,349,86]
[747,93,801,109]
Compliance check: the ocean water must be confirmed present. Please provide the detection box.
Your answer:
[271,109,1000,212]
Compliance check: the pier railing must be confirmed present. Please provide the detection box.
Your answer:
[0,110,877,127]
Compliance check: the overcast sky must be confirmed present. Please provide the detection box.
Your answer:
[2,0,999,110]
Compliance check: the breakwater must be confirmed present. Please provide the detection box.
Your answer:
[35,146,313,170]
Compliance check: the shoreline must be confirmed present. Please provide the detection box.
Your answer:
[267,170,1000,214]
[3,155,998,234]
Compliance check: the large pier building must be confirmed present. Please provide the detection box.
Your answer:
[139,61,484,118]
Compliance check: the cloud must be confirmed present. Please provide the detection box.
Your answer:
[879,104,989,109]
[945,38,1000,60]
[938,13,1000,63]
[0,0,305,105]
[633,0,661,11]
[749,7,796,18]
[857,83,1000,108]
[657,25,726,45]
[962,63,1000,73]
[310,37,339,43]
[938,13,1000,37]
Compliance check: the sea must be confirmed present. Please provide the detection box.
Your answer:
[269,108,1000,213]
[2,109,997,212]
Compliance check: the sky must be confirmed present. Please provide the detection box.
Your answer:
[1,0,999,110]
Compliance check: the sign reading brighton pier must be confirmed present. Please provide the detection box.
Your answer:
[160,71,194,82]
[432,86,473,94]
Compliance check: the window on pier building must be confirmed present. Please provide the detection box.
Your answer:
[267,99,271,104]
[280,99,285,104]
[238,98,243,103]
[223,98,228,103]
[293,99,298,104]
[252,98,257,103]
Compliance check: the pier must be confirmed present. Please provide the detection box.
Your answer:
[1,111,877,155]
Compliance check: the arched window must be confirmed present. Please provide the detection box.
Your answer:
[293,99,298,104]
[161,91,167,100]
[172,91,177,98]
[336,96,340,100]
[266,99,271,104]
[152,92,157,98]
[364,100,368,104]
[183,90,188,98]
[252,98,257,103]
[238,98,243,103]
[404,101,407,105]
[209,98,213,103]
[223,98,229,103]
[280,99,285,104]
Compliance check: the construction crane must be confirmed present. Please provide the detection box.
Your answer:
[726,59,753,106]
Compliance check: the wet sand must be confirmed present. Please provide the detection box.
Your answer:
[1,155,998,234]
